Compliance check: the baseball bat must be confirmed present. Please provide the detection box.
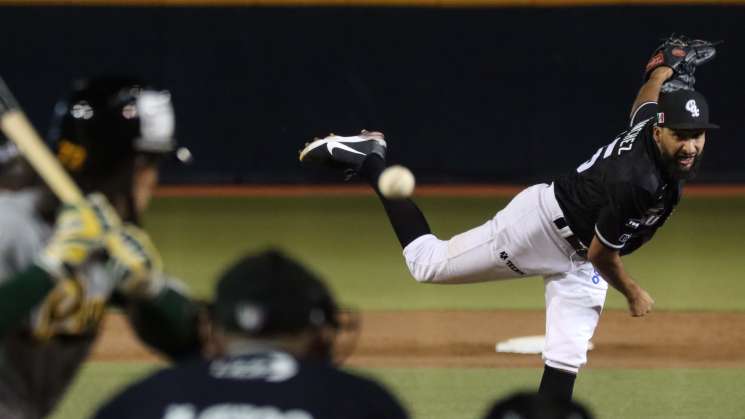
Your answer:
[0,77,83,204]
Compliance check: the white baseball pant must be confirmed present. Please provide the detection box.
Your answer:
[402,183,608,373]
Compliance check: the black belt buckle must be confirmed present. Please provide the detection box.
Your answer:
[553,217,587,257]
[566,235,588,258]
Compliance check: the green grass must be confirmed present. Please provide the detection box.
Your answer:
[145,195,745,311]
[368,367,745,419]
[52,363,745,419]
[49,195,745,419]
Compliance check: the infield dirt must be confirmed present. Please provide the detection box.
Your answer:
[91,310,745,369]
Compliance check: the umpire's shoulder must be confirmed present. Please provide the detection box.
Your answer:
[91,361,205,419]
[316,364,410,418]
[318,364,384,390]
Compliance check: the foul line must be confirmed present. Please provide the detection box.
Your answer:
[155,184,745,198]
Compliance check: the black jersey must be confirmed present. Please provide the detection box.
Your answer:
[553,102,682,256]
[92,351,409,419]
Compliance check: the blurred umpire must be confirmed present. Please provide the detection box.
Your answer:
[92,249,410,419]
[0,78,204,419]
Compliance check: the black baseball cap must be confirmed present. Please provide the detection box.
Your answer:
[484,391,595,419]
[657,90,719,130]
[214,249,339,336]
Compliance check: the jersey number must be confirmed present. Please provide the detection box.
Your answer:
[576,119,647,173]
[576,136,620,173]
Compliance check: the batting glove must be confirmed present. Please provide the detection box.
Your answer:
[105,224,165,298]
[37,193,120,280]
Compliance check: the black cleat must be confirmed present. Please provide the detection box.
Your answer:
[299,130,387,172]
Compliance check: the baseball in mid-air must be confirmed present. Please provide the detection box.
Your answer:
[378,165,416,199]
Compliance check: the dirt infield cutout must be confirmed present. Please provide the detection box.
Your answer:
[91,310,745,369]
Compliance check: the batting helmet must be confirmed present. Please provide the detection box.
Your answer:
[47,77,179,183]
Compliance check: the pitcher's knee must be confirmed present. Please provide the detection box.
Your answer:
[402,234,450,283]
[407,262,446,283]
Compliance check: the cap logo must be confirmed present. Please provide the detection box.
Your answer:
[57,139,87,171]
[235,303,265,332]
[685,99,700,118]
[657,112,665,124]
[71,101,94,120]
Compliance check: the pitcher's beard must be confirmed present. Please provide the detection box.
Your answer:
[664,151,704,181]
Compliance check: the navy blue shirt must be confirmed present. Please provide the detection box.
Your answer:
[92,351,409,419]
[553,102,681,255]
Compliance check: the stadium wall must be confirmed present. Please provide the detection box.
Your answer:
[0,3,741,183]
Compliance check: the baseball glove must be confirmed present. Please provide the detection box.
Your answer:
[644,35,719,92]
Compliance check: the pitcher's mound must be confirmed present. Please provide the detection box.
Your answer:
[495,335,594,354]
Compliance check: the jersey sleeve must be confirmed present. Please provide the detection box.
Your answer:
[629,102,659,127]
[0,213,42,281]
[594,183,655,250]
[123,279,203,362]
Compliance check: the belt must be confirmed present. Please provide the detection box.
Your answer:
[553,217,587,257]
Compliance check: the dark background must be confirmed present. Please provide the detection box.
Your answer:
[0,5,741,184]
